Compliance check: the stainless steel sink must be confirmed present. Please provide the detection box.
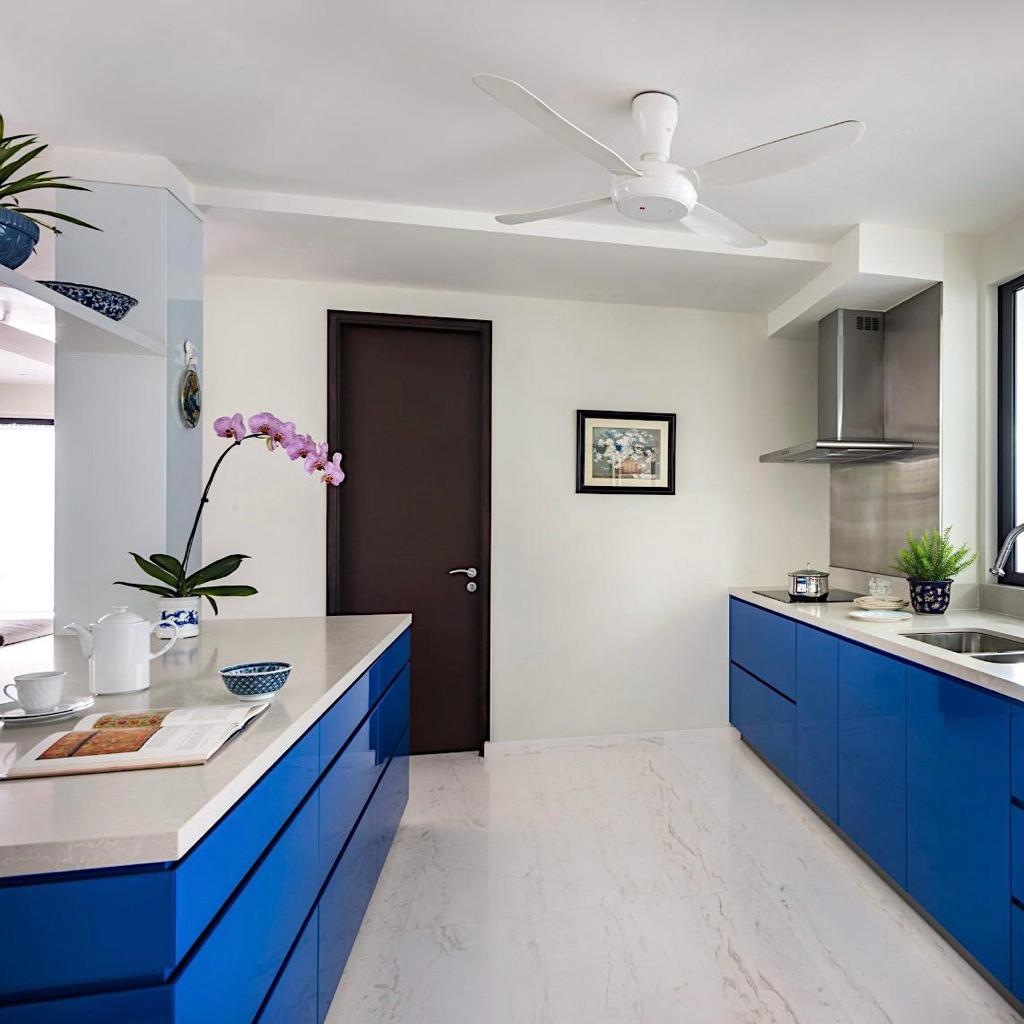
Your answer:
[973,652,1024,665]
[900,630,1024,655]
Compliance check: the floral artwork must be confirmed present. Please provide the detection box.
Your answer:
[576,411,676,494]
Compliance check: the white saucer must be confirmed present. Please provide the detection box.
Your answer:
[849,609,913,622]
[0,696,95,725]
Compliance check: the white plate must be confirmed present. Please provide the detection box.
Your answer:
[849,609,913,622]
[0,696,95,725]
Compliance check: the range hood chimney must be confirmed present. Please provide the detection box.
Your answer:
[759,309,917,464]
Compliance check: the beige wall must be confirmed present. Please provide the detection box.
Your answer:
[203,275,829,741]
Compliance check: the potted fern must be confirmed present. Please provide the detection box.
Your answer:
[892,527,977,614]
[0,113,99,270]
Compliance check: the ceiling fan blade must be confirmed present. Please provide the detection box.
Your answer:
[683,204,766,248]
[473,74,640,177]
[495,196,612,225]
[693,120,865,187]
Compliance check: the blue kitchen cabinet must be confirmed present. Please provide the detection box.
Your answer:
[729,662,795,780]
[729,598,796,699]
[258,908,319,1024]
[1014,905,1024,1000]
[837,640,907,886]
[907,666,1010,983]
[795,624,838,821]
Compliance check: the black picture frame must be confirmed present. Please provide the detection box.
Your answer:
[575,409,676,495]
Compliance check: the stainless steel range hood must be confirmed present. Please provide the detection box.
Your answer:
[760,309,920,464]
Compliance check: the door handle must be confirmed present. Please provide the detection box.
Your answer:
[448,567,478,578]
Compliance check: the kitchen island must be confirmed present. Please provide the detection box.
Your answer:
[0,613,411,1023]
[729,588,1024,1011]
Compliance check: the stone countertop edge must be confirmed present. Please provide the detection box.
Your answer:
[0,614,411,880]
[730,587,1024,703]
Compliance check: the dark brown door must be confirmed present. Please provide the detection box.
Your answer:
[327,312,490,754]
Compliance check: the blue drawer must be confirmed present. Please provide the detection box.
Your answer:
[257,906,319,1024]
[318,667,408,883]
[1015,903,1024,1001]
[729,599,796,700]
[318,738,409,1022]
[729,662,795,780]
[319,628,410,771]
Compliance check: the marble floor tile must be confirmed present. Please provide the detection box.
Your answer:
[326,730,1021,1024]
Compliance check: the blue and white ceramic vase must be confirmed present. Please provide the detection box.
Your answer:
[157,596,200,638]
[0,208,40,270]
[908,578,952,614]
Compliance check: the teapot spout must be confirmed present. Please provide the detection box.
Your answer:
[63,622,93,658]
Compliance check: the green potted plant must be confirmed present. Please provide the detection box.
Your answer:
[892,527,977,614]
[0,113,99,270]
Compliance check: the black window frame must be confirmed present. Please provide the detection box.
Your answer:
[998,272,1024,586]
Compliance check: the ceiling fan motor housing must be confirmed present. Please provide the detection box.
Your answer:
[612,169,697,223]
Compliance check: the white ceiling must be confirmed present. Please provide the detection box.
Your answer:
[5,0,1024,245]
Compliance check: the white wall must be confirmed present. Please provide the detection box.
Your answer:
[0,383,54,419]
[203,275,828,741]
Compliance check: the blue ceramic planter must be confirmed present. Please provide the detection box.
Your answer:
[908,578,952,614]
[0,208,40,270]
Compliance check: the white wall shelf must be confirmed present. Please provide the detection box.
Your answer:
[0,264,163,356]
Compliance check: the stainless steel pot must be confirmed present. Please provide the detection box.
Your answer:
[788,567,830,600]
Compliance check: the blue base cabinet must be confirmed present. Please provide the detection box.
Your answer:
[837,641,908,887]
[795,624,838,820]
[730,598,1020,1004]
[0,629,411,1023]
[907,666,1010,984]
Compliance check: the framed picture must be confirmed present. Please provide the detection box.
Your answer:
[576,410,676,494]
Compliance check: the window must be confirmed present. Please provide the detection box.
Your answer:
[0,419,54,614]
[998,274,1024,584]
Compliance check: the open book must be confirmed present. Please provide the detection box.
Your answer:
[4,704,269,780]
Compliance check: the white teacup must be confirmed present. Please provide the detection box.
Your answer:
[4,671,65,713]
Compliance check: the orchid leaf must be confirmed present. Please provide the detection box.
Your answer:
[113,581,177,597]
[191,585,258,597]
[129,552,179,588]
[182,554,249,592]
[203,594,220,615]
[149,553,184,582]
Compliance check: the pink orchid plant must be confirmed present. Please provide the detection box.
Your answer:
[115,413,344,613]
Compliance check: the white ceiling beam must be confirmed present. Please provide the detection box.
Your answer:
[194,185,831,266]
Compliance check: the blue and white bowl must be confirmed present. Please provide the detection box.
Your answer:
[219,661,292,701]
[37,281,138,321]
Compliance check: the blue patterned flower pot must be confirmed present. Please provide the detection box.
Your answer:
[908,578,952,614]
[158,597,200,638]
[0,208,40,270]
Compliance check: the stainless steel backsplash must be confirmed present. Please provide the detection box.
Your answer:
[829,283,941,574]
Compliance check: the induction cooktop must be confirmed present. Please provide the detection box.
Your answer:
[753,588,864,604]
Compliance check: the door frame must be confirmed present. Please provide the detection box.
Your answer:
[326,310,493,751]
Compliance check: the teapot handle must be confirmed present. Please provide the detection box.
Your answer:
[149,619,180,660]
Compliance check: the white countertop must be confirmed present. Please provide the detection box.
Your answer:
[731,587,1024,703]
[0,614,411,879]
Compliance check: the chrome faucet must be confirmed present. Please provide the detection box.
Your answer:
[990,523,1024,577]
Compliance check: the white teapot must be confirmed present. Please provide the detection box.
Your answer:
[65,607,179,695]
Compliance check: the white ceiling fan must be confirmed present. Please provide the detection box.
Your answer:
[473,75,865,248]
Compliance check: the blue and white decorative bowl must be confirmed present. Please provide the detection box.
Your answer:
[219,661,292,701]
[908,578,952,614]
[37,281,138,321]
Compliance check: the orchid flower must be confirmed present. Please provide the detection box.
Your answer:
[285,432,317,462]
[213,413,246,442]
[322,452,345,486]
[304,442,329,475]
